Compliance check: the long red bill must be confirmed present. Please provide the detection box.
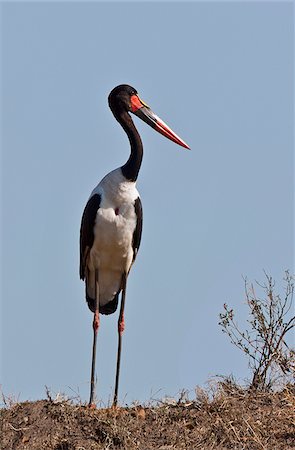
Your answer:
[131,95,190,149]
[153,114,190,149]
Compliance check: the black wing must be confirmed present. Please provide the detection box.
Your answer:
[132,197,143,263]
[79,193,101,280]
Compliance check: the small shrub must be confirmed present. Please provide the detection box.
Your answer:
[219,271,295,390]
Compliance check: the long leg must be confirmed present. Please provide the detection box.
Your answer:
[113,272,127,407]
[89,268,100,406]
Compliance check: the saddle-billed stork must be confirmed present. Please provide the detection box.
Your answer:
[80,84,189,407]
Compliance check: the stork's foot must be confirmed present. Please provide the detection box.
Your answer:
[89,402,97,409]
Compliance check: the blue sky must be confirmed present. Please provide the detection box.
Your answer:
[1,1,293,405]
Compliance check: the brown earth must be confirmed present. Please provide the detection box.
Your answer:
[1,385,295,450]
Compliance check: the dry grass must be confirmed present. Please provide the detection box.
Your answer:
[1,383,295,449]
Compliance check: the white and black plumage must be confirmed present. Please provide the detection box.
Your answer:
[80,84,189,407]
[80,169,142,315]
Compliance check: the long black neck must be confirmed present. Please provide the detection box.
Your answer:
[115,111,143,182]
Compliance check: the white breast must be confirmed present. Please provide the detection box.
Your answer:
[87,168,139,306]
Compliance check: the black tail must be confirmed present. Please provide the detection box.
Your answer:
[86,290,120,315]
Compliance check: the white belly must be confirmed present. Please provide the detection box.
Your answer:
[86,168,139,306]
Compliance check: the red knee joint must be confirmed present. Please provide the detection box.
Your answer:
[118,317,125,335]
[93,311,100,332]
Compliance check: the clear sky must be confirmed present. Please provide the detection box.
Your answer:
[1,1,294,406]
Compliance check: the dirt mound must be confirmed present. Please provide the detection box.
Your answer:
[1,387,295,449]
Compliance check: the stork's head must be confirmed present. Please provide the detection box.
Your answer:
[108,84,190,149]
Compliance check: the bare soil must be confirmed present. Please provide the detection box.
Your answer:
[1,385,295,449]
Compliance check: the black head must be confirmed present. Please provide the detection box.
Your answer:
[108,84,138,115]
